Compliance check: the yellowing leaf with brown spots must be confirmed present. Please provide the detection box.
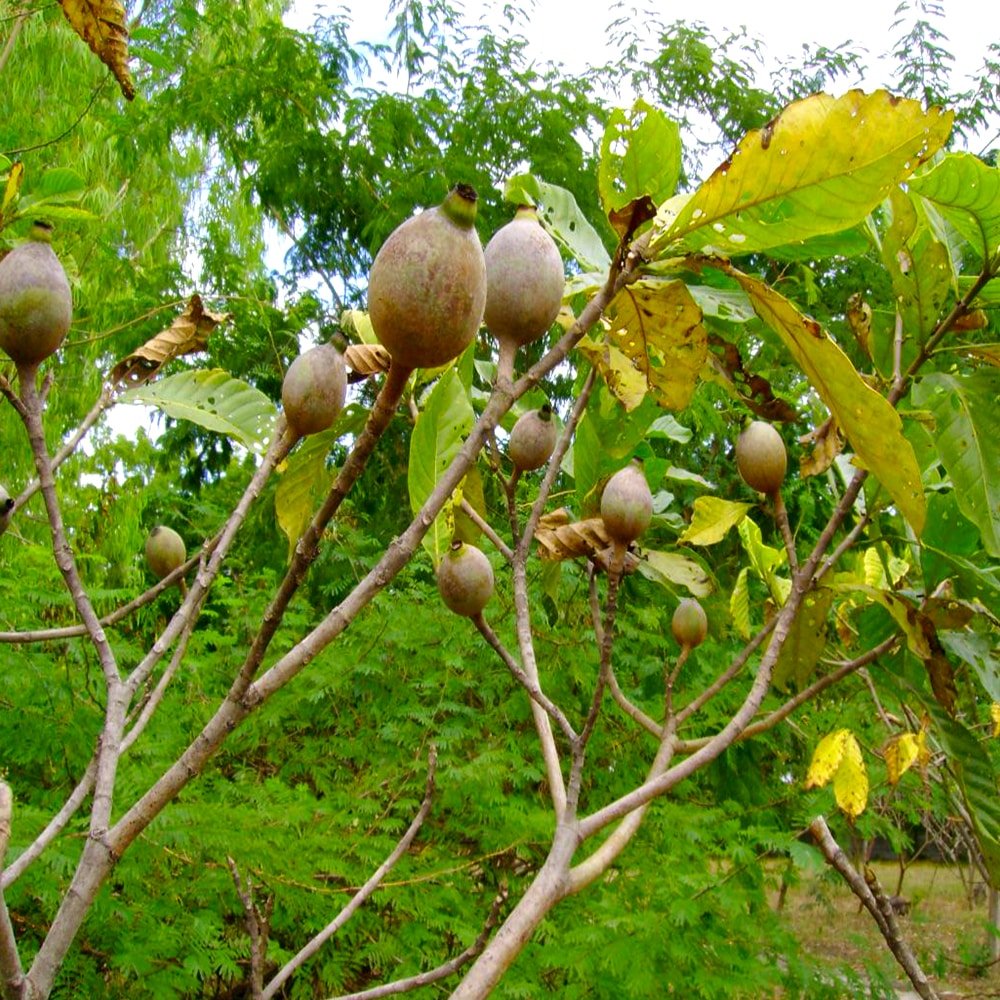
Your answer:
[884,733,920,785]
[653,90,951,257]
[805,729,852,790]
[601,279,707,410]
[59,0,134,101]
[834,733,869,819]
[576,336,648,412]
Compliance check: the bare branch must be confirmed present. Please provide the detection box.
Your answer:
[0,781,24,1000]
[229,858,273,1000]
[262,748,438,1000]
[459,499,513,562]
[809,816,940,1000]
[772,491,799,575]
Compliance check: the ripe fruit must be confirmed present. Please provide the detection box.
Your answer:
[367,185,487,370]
[508,403,558,472]
[0,222,72,367]
[735,421,787,495]
[484,206,564,351]
[436,541,494,617]
[281,344,347,438]
[600,463,653,545]
[672,598,708,649]
[145,525,186,580]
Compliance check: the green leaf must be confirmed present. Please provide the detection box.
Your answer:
[647,414,693,443]
[678,496,751,546]
[653,90,951,258]
[408,369,475,565]
[765,225,873,262]
[636,548,713,598]
[598,99,681,217]
[939,630,1000,703]
[914,370,1000,558]
[729,270,926,534]
[909,152,1000,265]
[685,285,756,323]
[504,173,611,272]
[737,516,790,605]
[125,370,277,454]
[275,427,336,561]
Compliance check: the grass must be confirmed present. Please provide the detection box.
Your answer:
[780,861,1000,997]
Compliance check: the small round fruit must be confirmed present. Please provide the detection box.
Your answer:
[281,344,347,437]
[367,185,487,370]
[672,598,708,649]
[484,206,564,351]
[508,403,558,472]
[735,421,787,495]
[0,222,72,367]
[436,541,494,617]
[600,463,653,545]
[145,525,186,580]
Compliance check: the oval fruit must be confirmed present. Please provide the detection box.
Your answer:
[436,541,494,617]
[600,463,652,545]
[671,598,708,649]
[145,525,186,580]
[735,421,787,495]
[281,344,347,438]
[508,403,558,472]
[0,222,72,367]
[367,185,487,370]
[484,206,564,351]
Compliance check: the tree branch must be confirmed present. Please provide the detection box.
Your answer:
[0,781,25,1000]
[229,858,274,1000]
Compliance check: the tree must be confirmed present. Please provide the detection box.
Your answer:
[1,3,999,999]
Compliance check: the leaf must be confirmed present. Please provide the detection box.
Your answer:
[799,418,844,478]
[59,0,134,100]
[275,428,336,561]
[504,173,611,272]
[727,269,925,534]
[914,370,1000,558]
[345,343,391,381]
[884,733,920,786]
[737,516,790,605]
[599,99,681,222]
[636,548,713,598]
[943,630,1000,701]
[992,704,1000,739]
[652,90,951,257]
[575,337,648,412]
[125,370,277,454]
[2,162,23,216]
[773,587,833,691]
[648,415,693,444]
[453,465,486,545]
[909,152,1000,264]
[679,497,751,546]
[109,295,228,387]
[805,729,851,789]
[833,734,869,820]
[730,566,751,640]
[407,369,475,565]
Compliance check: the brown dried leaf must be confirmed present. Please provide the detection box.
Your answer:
[535,516,612,561]
[706,333,797,422]
[59,0,134,101]
[799,417,844,477]
[846,292,872,358]
[110,295,229,387]
[608,195,657,239]
[345,343,391,382]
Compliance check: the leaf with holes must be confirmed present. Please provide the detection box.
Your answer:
[773,587,833,691]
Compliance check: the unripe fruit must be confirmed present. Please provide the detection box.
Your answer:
[281,344,347,438]
[600,463,653,545]
[508,403,558,472]
[735,421,787,495]
[671,598,708,649]
[0,222,72,367]
[145,525,186,580]
[436,541,494,617]
[484,206,564,351]
[367,185,487,370]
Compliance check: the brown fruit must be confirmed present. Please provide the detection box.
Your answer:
[735,421,787,495]
[671,598,708,648]
[145,525,186,580]
[367,185,487,370]
[508,403,558,472]
[281,344,347,438]
[436,541,494,617]
[0,222,72,367]
[484,206,564,350]
[600,463,652,545]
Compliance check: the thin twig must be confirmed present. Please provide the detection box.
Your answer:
[229,858,274,1000]
[0,1,28,77]
[772,491,799,575]
[459,499,513,562]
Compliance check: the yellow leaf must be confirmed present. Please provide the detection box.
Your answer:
[2,162,24,216]
[916,728,932,770]
[602,279,707,410]
[678,497,751,546]
[991,704,1000,738]
[727,270,926,535]
[834,733,869,819]
[884,733,920,785]
[59,0,134,100]
[636,548,714,598]
[576,337,649,411]
[863,547,887,588]
[805,729,851,789]
[730,566,751,640]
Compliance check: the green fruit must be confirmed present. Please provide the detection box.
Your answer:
[145,525,186,580]
[367,185,487,370]
[0,223,72,367]
[600,463,652,545]
[484,206,564,350]
[508,403,558,472]
[671,598,708,649]
[281,344,347,438]
[735,421,787,495]
[437,541,494,617]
